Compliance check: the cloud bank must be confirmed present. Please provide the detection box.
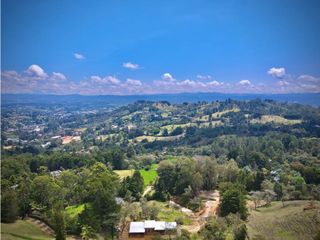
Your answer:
[2,65,319,95]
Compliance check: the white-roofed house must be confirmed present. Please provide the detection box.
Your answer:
[154,221,166,232]
[144,220,156,232]
[128,220,177,237]
[129,221,145,237]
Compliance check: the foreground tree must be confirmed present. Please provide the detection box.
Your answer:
[52,204,66,240]
[201,218,227,240]
[1,190,19,223]
[220,186,248,220]
[80,163,120,237]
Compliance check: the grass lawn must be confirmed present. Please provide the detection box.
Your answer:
[114,164,158,187]
[247,200,320,240]
[139,164,158,187]
[1,220,53,240]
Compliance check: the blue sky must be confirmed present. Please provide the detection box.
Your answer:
[2,0,320,94]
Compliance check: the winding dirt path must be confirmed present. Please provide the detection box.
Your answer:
[173,190,220,233]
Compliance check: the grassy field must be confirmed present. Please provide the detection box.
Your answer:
[160,121,222,134]
[250,115,302,125]
[199,120,222,128]
[139,164,158,187]
[114,164,158,187]
[160,123,196,133]
[96,133,116,141]
[1,220,53,240]
[133,134,183,142]
[114,169,134,178]
[247,200,320,240]
[197,108,240,122]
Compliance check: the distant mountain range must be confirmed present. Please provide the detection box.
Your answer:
[2,93,320,107]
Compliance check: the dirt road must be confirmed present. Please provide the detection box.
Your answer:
[179,190,220,233]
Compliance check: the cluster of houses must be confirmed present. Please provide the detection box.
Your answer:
[129,220,177,237]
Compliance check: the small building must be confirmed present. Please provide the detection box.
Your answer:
[129,220,177,237]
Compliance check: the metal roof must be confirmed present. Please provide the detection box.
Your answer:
[129,222,145,233]
[166,222,177,230]
[129,221,177,233]
[154,221,166,231]
[144,220,156,229]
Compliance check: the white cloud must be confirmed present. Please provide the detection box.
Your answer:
[277,80,290,86]
[90,75,121,85]
[106,76,121,85]
[51,72,67,81]
[74,53,85,60]
[90,76,102,82]
[178,79,197,87]
[123,62,139,70]
[239,80,251,85]
[162,73,175,81]
[298,74,320,83]
[207,80,223,86]
[197,74,212,80]
[268,67,286,78]
[125,79,142,86]
[2,64,319,95]
[26,65,48,78]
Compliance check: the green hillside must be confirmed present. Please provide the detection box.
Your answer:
[247,201,320,240]
[1,220,53,240]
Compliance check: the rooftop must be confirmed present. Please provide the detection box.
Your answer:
[129,222,145,234]
[129,221,177,233]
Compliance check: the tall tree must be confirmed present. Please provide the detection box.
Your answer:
[129,171,144,200]
[1,190,18,223]
[52,204,66,240]
[220,186,248,220]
